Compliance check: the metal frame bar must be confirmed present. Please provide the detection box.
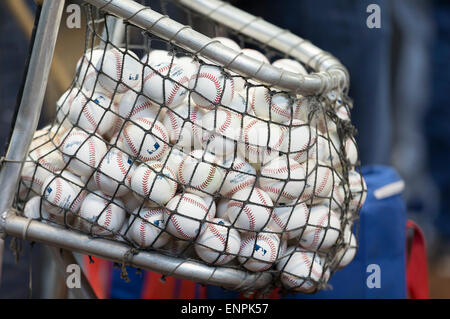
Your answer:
[85,0,348,95]
[4,213,272,291]
[0,0,66,286]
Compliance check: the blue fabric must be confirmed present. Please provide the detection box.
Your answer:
[110,266,145,299]
[286,165,407,299]
[425,1,450,240]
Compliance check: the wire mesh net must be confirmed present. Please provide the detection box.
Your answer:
[14,0,367,294]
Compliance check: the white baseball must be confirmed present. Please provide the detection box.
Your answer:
[164,193,209,240]
[118,90,161,121]
[344,137,358,166]
[68,91,115,136]
[177,56,200,79]
[189,65,235,110]
[120,117,169,162]
[226,187,273,232]
[75,49,106,94]
[220,156,256,198]
[301,160,333,203]
[130,161,177,205]
[23,196,65,225]
[346,170,367,213]
[216,198,230,220]
[94,148,136,197]
[228,92,250,114]
[163,103,203,150]
[268,202,309,239]
[300,205,341,251]
[128,207,170,248]
[277,249,324,292]
[241,48,270,64]
[212,38,245,92]
[334,227,357,268]
[143,61,189,108]
[41,172,86,216]
[292,97,310,122]
[249,87,293,123]
[272,58,308,75]
[22,144,65,194]
[160,147,188,180]
[259,156,306,204]
[238,116,286,165]
[142,49,174,64]
[282,120,316,163]
[79,191,126,236]
[202,194,217,220]
[195,218,241,265]
[96,48,143,94]
[60,129,107,176]
[56,88,78,130]
[238,231,281,272]
[200,108,242,156]
[178,150,224,197]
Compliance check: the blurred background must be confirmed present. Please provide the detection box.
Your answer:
[0,0,449,298]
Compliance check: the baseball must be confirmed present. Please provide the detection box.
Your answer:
[344,137,358,166]
[23,196,66,226]
[334,226,357,268]
[200,108,242,157]
[241,48,270,64]
[277,249,325,292]
[60,129,108,176]
[249,87,293,124]
[160,147,188,180]
[178,150,224,197]
[202,194,217,220]
[238,231,281,272]
[189,64,235,110]
[164,193,209,240]
[259,156,306,204]
[195,218,241,265]
[226,187,273,232]
[118,90,161,121]
[56,88,78,130]
[120,117,170,162]
[94,148,136,197]
[292,97,310,123]
[130,161,177,205]
[268,202,309,239]
[299,205,341,251]
[238,116,286,165]
[220,156,256,198]
[216,198,230,220]
[228,92,250,114]
[75,48,106,94]
[163,103,203,150]
[41,171,86,216]
[68,91,115,136]
[143,61,189,108]
[272,58,308,75]
[22,144,65,194]
[282,120,316,164]
[300,160,333,203]
[346,170,368,213]
[128,206,170,248]
[79,191,126,236]
[96,47,143,94]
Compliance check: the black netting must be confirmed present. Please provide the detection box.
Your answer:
[13,0,366,295]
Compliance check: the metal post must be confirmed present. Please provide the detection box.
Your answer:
[0,0,65,287]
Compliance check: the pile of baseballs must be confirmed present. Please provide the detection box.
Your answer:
[19,38,367,293]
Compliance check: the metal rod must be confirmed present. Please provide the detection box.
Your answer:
[0,0,65,286]
[49,247,97,299]
[4,213,272,291]
[84,0,347,95]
